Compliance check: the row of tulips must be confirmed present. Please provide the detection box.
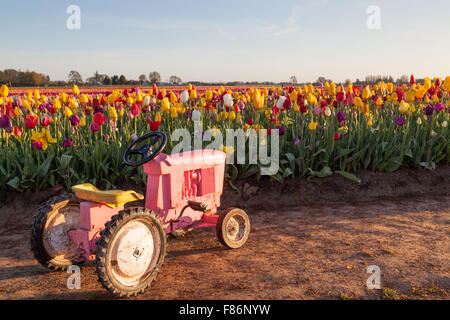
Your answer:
[0,76,449,192]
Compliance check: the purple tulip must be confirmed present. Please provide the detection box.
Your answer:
[0,116,10,128]
[336,111,346,122]
[62,138,73,148]
[69,114,80,127]
[395,117,405,126]
[294,138,301,146]
[435,103,444,113]
[278,126,286,136]
[424,105,434,116]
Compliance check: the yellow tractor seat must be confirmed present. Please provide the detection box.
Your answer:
[72,184,144,208]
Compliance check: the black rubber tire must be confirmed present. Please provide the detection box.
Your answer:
[216,208,250,249]
[30,193,81,270]
[95,207,167,297]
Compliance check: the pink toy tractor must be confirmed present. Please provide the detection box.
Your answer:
[31,132,250,297]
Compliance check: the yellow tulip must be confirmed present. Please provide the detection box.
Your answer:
[170,107,178,119]
[64,107,73,117]
[161,98,170,112]
[136,92,143,102]
[34,89,40,101]
[386,83,394,93]
[170,92,178,104]
[205,90,213,102]
[228,111,236,121]
[60,92,69,103]
[79,116,86,127]
[0,84,8,98]
[109,106,118,122]
[126,96,134,105]
[190,90,198,100]
[289,90,298,103]
[73,85,80,96]
[406,90,415,103]
[424,77,431,90]
[53,98,62,110]
[362,86,371,100]
[399,101,409,113]
[80,94,89,104]
[376,97,383,107]
[31,128,56,151]
[14,106,22,116]
[354,97,363,108]
[23,99,31,109]
[155,112,162,122]
[68,98,78,110]
[308,121,318,131]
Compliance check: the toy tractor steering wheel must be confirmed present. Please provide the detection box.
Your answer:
[123,132,167,167]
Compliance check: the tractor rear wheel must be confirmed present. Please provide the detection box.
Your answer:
[216,208,250,249]
[95,207,167,297]
[30,193,81,270]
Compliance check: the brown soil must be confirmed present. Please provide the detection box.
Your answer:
[0,166,449,300]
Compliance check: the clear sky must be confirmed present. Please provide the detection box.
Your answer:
[1,0,449,83]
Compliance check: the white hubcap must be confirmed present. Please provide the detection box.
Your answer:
[226,215,247,242]
[109,220,159,287]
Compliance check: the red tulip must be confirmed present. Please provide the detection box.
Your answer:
[131,104,140,117]
[90,122,100,132]
[410,75,415,85]
[25,114,38,129]
[148,120,161,131]
[40,115,50,127]
[93,112,106,125]
[32,141,43,150]
[13,126,22,138]
[336,91,345,102]
[334,132,341,141]
[152,83,158,96]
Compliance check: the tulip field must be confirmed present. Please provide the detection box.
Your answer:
[0,77,449,192]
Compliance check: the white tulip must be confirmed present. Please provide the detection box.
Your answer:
[143,95,150,107]
[416,118,422,125]
[223,94,233,107]
[276,96,286,108]
[442,120,448,128]
[151,97,157,105]
[324,107,331,117]
[180,90,189,104]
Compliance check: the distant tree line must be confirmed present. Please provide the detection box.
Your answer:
[0,68,427,88]
[0,69,50,87]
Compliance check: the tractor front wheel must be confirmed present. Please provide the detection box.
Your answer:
[216,208,250,249]
[95,207,166,297]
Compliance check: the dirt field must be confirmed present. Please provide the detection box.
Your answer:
[0,166,449,300]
